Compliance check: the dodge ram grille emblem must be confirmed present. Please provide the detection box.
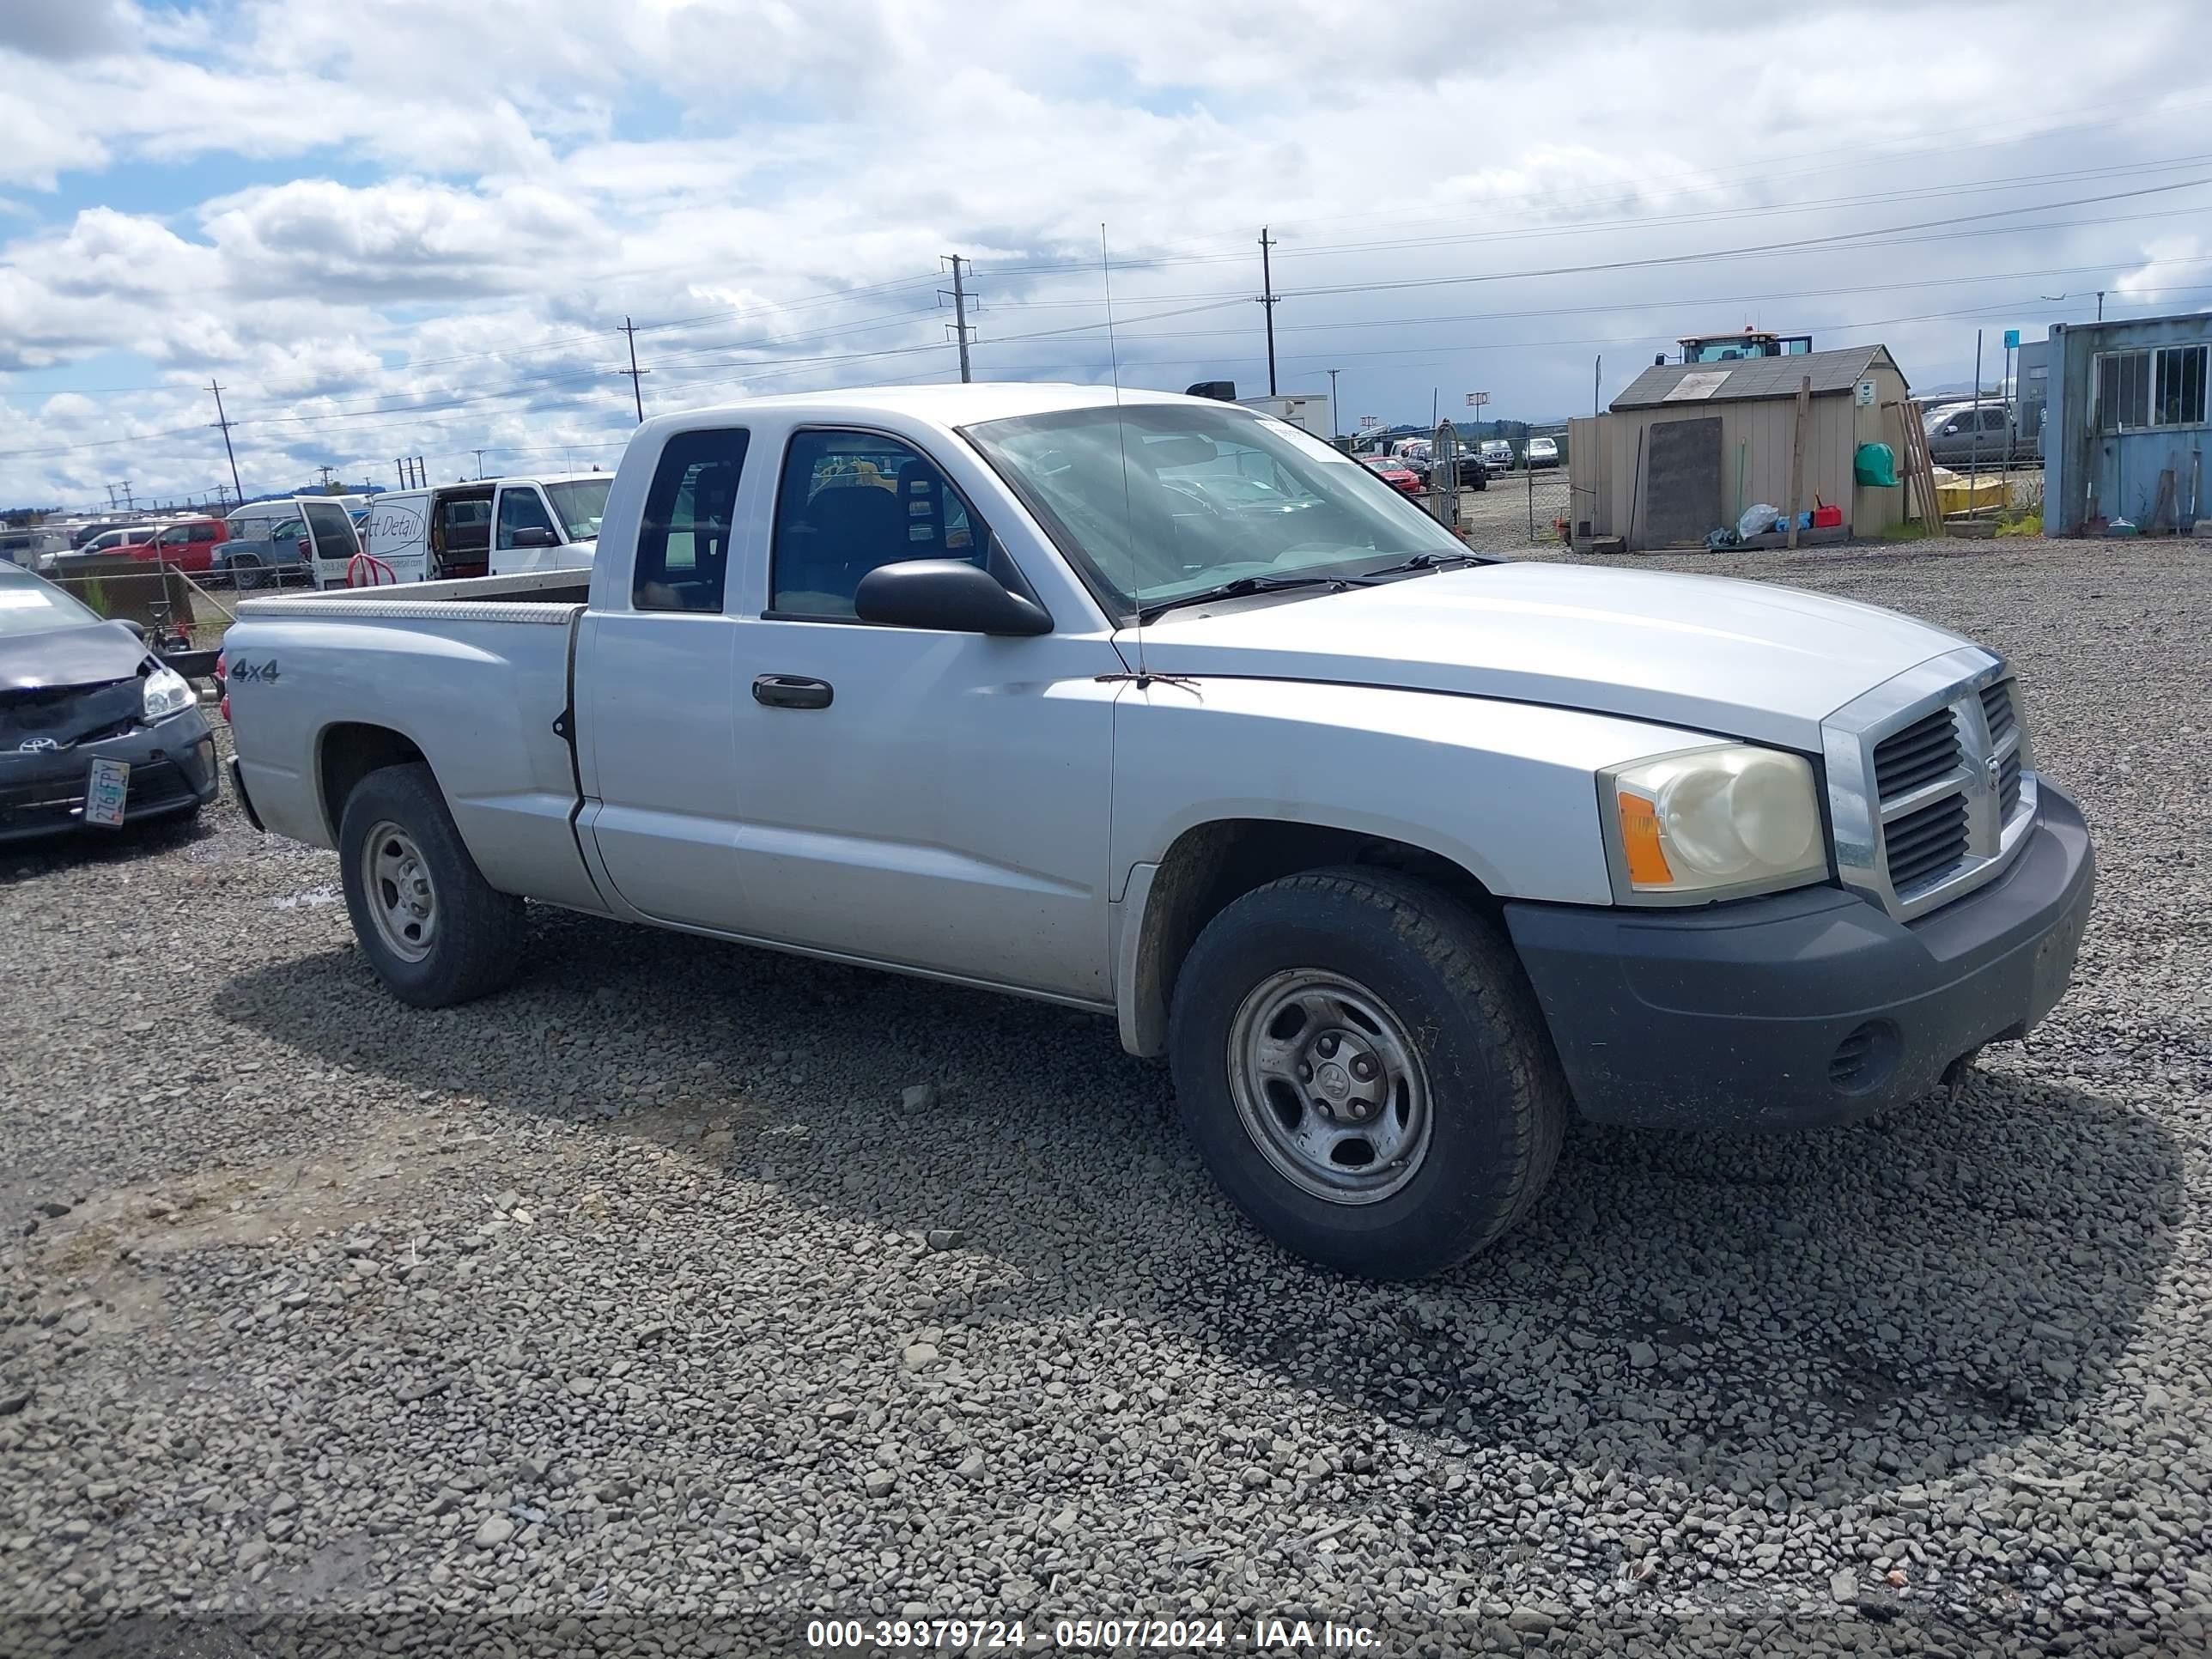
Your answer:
[1984,753,2002,788]
[17,737,58,753]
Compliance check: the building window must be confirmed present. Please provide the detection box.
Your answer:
[2096,343,2208,431]
[2154,343,2207,427]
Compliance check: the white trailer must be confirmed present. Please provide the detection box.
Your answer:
[1235,393,1333,441]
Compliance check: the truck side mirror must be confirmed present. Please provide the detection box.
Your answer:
[854,559,1052,636]
[509,526,561,549]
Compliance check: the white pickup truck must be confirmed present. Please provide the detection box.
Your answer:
[222,384,2094,1278]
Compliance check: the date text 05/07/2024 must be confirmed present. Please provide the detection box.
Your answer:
[803,1616,1383,1650]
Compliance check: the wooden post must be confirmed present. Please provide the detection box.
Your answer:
[1786,374,1811,550]
[1626,428,1647,552]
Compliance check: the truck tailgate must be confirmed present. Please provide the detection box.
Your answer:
[225,592,600,913]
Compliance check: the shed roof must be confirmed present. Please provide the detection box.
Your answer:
[1611,345,1899,410]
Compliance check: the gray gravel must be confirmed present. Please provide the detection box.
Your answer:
[3,535,2209,1657]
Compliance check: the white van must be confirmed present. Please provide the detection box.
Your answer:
[362,474,609,583]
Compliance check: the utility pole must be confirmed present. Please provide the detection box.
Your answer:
[621,317,647,422]
[1257,227,1280,396]
[1327,368,1340,441]
[1594,356,1602,417]
[472,448,491,480]
[316,465,336,493]
[209,381,243,504]
[940,255,975,384]
[2096,290,2106,322]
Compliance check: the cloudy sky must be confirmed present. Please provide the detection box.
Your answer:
[3,0,2209,508]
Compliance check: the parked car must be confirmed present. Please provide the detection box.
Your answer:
[211,507,313,591]
[1360,454,1424,497]
[222,384,2094,1280]
[362,474,604,585]
[1525,436,1560,469]
[1479,439,1514,473]
[1923,402,2027,470]
[131,518,227,574]
[68,520,135,550]
[1447,450,1490,490]
[0,562,219,841]
[75,525,159,558]
[0,527,70,568]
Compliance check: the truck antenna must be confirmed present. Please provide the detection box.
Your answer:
[1103,222,1144,678]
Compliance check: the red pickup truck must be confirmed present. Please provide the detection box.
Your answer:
[131,519,226,574]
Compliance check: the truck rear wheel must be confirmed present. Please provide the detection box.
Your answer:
[337,762,525,1007]
[1168,867,1567,1279]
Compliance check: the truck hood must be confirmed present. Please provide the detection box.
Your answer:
[1126,562,1976,750]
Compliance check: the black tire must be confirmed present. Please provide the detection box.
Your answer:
[229,555,265,592]
[337,762,525,1007]
[1168,867,1568,1279]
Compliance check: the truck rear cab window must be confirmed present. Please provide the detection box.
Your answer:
[635,428,750,613]
[769,429,983,618]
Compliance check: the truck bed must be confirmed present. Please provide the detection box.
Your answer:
[225,569,600,913]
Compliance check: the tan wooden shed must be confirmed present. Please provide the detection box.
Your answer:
[1567,346,1913,550]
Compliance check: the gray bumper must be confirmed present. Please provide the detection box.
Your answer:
[0,707,220,842]
[1504,783,2096,1130]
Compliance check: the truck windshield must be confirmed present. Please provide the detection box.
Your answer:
[964,403,1472,620]
[545,479,611,542]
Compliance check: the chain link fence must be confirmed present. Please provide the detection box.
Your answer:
[1451,469,1574,555]
[38,560,295,663]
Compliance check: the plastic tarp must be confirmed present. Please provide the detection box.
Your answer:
[1852,442,1897,487]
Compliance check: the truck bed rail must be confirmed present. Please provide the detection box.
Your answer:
[234,566,589,624]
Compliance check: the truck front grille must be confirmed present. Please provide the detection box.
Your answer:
[1883,794,1970,891]
[1826,656,2036,921]
[1980,680,2016,745]
[1872,708,1961,801]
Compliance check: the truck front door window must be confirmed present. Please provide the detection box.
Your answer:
[496,489,557,549]
[635,428,749,613]
[769,430,986,618]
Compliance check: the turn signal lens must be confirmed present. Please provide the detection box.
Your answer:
[1617,791,1674,885]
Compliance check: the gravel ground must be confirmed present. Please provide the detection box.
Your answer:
[3,536,2209,1658]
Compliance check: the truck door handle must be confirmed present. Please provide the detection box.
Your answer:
[752,674,834,710]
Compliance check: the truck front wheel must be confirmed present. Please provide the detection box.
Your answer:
[337,762,526,1007]
[1168,867,1568,1279]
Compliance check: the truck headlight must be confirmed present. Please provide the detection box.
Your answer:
[1601,745,1826,903]
[143,664,195,720]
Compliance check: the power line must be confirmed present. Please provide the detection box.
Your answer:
[972,154,2212,282]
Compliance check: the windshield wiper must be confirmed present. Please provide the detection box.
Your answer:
[1137,573,1367,624]
[1356,550,1494,580]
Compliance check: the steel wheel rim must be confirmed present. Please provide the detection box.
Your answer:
[1226,968,1432,1206]
[362,820,438,963]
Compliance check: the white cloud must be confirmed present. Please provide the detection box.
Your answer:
[0,0,138,60]
[4,0,2211,507]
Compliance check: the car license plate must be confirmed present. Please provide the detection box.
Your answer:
[85,758,130,828]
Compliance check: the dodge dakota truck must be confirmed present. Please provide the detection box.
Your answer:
[222,385,2094,1278]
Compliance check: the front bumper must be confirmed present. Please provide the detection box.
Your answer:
[1504,783,2095,1130]
[0,707,220,842]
